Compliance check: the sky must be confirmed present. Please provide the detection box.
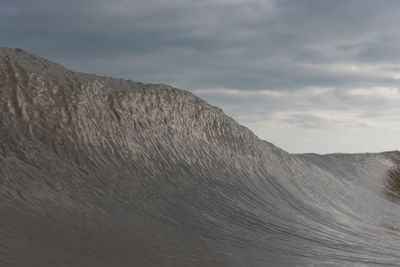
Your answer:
[1,0,400,154]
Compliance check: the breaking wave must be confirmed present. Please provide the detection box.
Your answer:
[1,47,400,266]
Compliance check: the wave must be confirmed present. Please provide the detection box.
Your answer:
[1,47,400,266]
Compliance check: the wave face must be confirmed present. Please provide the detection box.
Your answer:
[1,47,400,266]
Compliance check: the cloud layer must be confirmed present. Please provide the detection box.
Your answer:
[2,0,400,153]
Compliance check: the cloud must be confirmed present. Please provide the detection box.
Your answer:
[345,88,400,99]
[2,0,400,152]
[193,86,400,153]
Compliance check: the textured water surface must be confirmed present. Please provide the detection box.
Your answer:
[1,47,400,266]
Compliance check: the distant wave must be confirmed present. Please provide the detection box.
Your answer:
[1,47,400,266]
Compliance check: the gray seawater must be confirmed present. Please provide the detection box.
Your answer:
[1,47,400,266]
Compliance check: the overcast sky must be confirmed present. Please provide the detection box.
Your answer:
[2,0,400,153]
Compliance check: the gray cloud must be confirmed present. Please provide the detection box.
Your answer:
[2,0,400,153]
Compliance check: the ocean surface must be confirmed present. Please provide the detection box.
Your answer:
[1,47,400,266]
